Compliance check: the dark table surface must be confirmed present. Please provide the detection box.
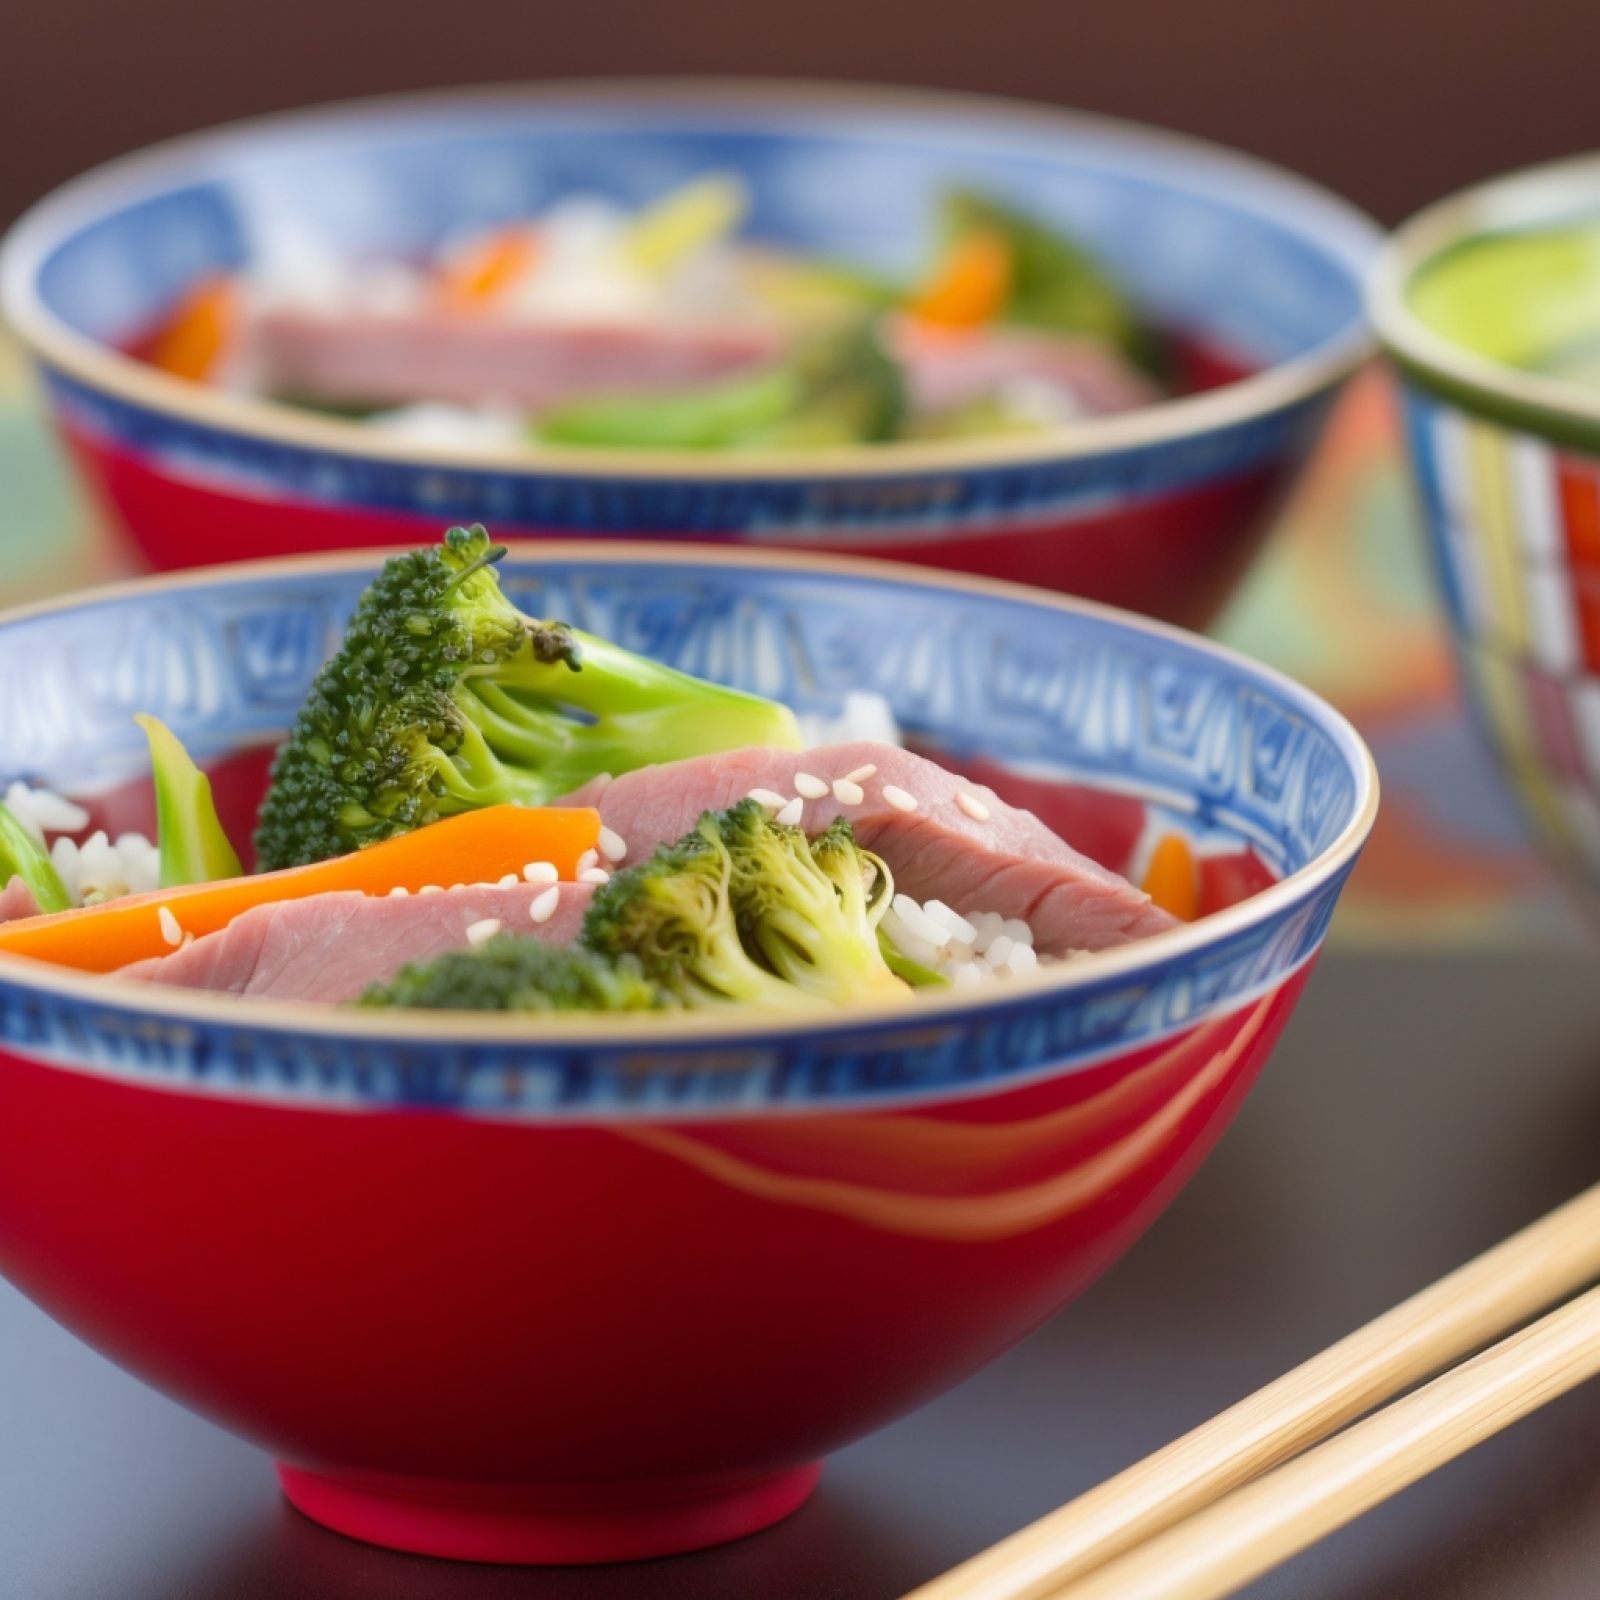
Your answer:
[7,946,1600,1600]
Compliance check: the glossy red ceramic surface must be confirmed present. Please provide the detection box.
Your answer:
[0,967,1306,1563]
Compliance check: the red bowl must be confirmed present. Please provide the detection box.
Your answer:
[0,545,1376,1562]
[0,972,1307,1563]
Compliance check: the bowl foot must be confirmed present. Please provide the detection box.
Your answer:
[275,1459,822,1565]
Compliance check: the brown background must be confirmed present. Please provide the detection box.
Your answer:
[5,0,1600,234]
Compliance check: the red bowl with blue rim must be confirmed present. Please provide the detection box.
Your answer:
[0,543,1376,1563]
[0,81,1378,629]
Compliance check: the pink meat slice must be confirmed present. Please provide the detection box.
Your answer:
[887,318,1161,417]
[0,878,40,922]
[118,881,593,1003]
[564,743,1175,954]
[243,309,784,412]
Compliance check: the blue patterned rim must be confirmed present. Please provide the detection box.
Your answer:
[1,81,1378,538]
[34,365,1333,542]
[0,544,1377,1116]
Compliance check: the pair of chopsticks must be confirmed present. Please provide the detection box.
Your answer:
[905,1179,1600,1600]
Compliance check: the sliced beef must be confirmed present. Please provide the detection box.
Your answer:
[119,881,593,1003]
[565,742,1175,954]
[243,309,783,412]
[111,743,1172,1002]
[888,318,1160,418]
[0,878,40,923]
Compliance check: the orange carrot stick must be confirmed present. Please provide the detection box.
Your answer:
[1142,834,1200,923]
[0,805,600,974]
[436,227,541,309]
[146,276,239,382]
[908,231,1013,328]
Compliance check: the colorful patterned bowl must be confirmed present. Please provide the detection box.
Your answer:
[0,545,1375,1564]
[1369,154,1600,900]
[0,81,1379,629]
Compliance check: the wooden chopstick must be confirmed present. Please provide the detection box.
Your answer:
[1048,1282,1600,1600]
[904,1179,1600,1600]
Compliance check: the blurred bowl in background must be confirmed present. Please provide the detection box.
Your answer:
[0,80,1378,629]
[0,543,1375,1564]
[1370,154,1600,910]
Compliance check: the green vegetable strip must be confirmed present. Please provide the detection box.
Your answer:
[135,714,244,888]
[537,321,904,451]
[940,188,1154,366]
[0,802,72,914]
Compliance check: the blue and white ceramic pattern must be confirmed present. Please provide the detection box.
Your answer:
[0,545,1377,1116]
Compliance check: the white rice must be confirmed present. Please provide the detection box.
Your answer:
[796,692,902,751]
[3,781,161,907]
[880,894,1060,985]
[4,781,90,842]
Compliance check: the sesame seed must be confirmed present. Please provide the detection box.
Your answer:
[529,885,560,924]
[497,873,519,891]
[598,826,627,863]
[522,861,558,884]
[578,866,611,885]
[157,906,182,947]
[882,784,918,813]
[420,885,443,895]
[793,772,829,799]
[387,886,410,897]
[776,796,804,826]
[466,918,502,946]
[843,763,877,784]
[747,788,787,810]
[956,791,991,822]
[832,777,865,806]
[180,931,195,949]
[576,849,598,875]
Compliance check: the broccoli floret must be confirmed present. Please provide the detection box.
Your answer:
[807,815,891,931]
[360,804,917,1015]
[583,808,821,1010]
[721,802,907,1005]
[358,936,669,1012]
[0,802,71,914]
[585,801,907,1010]
[808,814,946,988]
[135,715,243,887]
[254,524,803,869]
[535,320,905,450]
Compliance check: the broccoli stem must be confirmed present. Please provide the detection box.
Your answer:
[447,629,804,807]
[877,928,949,987]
